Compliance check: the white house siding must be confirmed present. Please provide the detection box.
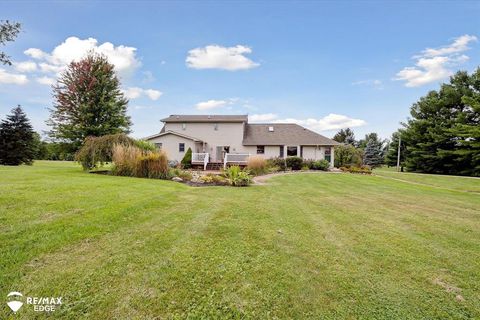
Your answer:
[147,134,197,162]
[164,122,248,160]
[242,145,283,158]
[302,146,322,160]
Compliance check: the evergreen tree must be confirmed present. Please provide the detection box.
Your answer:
[385,130,407,168]
[357,132,382,149]
[181,147,192,169]
[363,139,384,168]
[402,69,480,176]
[0,105,36,165]
[47,52,131,150]
[333,128,356,145]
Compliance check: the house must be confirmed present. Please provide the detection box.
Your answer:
[144,115,339,169]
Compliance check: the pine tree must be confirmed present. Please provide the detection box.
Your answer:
[402,69,480,176]
[363,139,384,168]
[333,128,356,145]
[385,130,407,168]
[47,52,131,150]
[0,105,36,165]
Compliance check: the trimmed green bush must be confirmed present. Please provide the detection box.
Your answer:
[181,147,192,169]
[266,157,286,171]
[312,159,330,171]
[286,156,303,170]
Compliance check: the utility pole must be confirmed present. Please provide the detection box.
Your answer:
[396,136,401,172]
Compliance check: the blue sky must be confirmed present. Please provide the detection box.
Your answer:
[1,1,479,140]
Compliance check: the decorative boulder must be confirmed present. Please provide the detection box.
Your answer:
[172,177,183,182]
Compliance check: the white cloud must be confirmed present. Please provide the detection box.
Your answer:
[24,48,48,59]
[24,36,141,76]
[352,79,383,89]
[0,69,29,85]
[122,87,163,101]
[144,89,162,100]
[395,34,477,87]
[249,113,279,122]
[274,113,366,132]
[186,45,259,71]
[13,61,37,72]
[36,76,56,86]
[421,34,477,57]
[195,99,229,110]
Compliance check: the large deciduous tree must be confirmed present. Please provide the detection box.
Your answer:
[0,20,21,65]
[47,52,131,150]
[0,106,36,165]
[402,69,480,176]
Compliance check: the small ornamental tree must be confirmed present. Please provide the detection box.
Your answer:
[48,52,131,150]
[0,105,36,165]
[363,139,384,168]
[181,147,192,169]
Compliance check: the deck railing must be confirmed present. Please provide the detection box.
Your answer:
[192,153,209,171]
[224,153,250,169]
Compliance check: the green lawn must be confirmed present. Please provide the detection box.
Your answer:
[1,161,479,319]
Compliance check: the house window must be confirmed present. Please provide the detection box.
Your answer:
[179,143,185,152]
[214,123,218,131]
[182,123,186,130]
[287,146,298,156]
[257,146,265,154]
[300,146,303,158]
[324,147,331,162]
[279,146,284,158]
[154,143,162,150]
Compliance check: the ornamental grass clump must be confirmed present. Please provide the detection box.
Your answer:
[135,152,169,179]
[111,144,142,176]
[111,144,169,179]
[247,155,267,176]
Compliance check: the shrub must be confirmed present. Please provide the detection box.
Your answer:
[286,156,303,170]
[312,159,330,171]
[168,160,180,168]
[302,159,314,169]
[301,165,310,170]
[266,157,286,171]
[223,165,251,186]
[134,140,156,152]
[170,168,193,181]
[111,144,169,179]
[200,174,229,185]
[339,165,372,174]
[247,155,267,176]
[75,133,154,170]
[181,147,192,169]
[134,151,169,179]
[76,134,134,170]
[335,144,363,168]
[111,144,142,176]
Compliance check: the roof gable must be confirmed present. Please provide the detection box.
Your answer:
[144,130,203,142]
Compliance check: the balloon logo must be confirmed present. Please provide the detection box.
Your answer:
[7,292,24,313]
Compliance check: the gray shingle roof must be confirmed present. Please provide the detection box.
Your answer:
[243,124,340,146]
[161,114,248,123]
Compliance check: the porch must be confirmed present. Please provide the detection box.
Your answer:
[192,153,250,170]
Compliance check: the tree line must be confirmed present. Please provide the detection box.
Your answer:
[1,20,478,176]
